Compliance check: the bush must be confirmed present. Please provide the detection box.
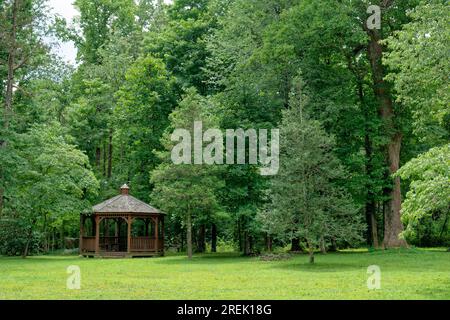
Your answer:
[0,219,41,256]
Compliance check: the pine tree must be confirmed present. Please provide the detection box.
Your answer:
[261,85,364,263]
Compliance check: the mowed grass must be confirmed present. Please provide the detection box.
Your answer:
[0,248,449,300]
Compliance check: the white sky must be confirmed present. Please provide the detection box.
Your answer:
[48,0,79,65]
[47,0,173,65]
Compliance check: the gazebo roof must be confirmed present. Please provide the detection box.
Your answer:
[92,184,163,214]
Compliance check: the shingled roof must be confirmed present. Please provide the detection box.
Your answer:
[92,184,163,214]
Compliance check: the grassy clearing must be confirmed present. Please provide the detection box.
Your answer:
[0,248,448,300]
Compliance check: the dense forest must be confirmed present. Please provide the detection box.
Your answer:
[0,0,448,259]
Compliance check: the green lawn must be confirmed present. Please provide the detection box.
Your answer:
[0,248,449,300]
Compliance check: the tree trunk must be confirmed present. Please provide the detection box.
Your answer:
[186,212,193,259]
[329,237,337,252]
[370,203,379,248]
[103,143,107,177]
[266,234,272,252]
[23,219,36,258]
[308,246,314,264]
[23,233,32,258]
[383,134,407,247]
[366,198,379,248]
[108,130,113,178]
[364,122,379,248]
[211,223,217,253]
[180,229,184,252]
[51,228,55,252]
[237,217,242,252]
[96,147,101,168]
[243,231,251,256]
[320,237,327,254]
[197,224,206,253]
[366,27,407,248]
[60,222,65,249]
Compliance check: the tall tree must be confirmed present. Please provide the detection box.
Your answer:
[150,88,223,259]
[260,87,364,263]
[114,55,177,200]
[0,0,48,214]
[73,0,136,64]
[384,1,450,146]
[205,0,298,254]
[144,0,219,95]
[395,144,450,246]
[5,123,98,257]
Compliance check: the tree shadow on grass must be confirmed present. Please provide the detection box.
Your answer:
[268,261,365,273]
[0,255,81,261]
[153,252,255,266]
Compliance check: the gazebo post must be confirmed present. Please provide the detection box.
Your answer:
[127,216,131,254]
[162,216,165,256]
[95,215,100,255]
[155,216,159,254]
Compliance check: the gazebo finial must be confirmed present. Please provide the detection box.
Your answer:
[120,184,130,195]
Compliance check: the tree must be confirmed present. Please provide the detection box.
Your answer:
[395,144,450,246]
[205,0,297,254]
[260,87,364,263]
[114,55,177,201]
[143,0,218,95]
[73,0,136,64]
[65,0,145,195]
[150,88,223,259]
[0,0,49,215]
[384,1,450,146]
[215,0,424,248]
[5,123,98,257]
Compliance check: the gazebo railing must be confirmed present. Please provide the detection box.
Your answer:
[82,237,96,252]
[130,237,163,251]
[81,236,163,253]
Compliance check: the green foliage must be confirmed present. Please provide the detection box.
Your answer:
[150,89,224,258]
[384,1,450,145]
[396,144,450,245]
[144,0,218,94]
[2,0,449,259]
[114,55,177,200]
[260,91,364,260]
[0,218,41,256]
[73,0,137,63]
[150,89,224,252]
[2,123,98,256]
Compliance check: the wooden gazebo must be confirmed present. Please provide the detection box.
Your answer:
[80,184,165,258]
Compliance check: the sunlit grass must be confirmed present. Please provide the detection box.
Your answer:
[0,248,448,300]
